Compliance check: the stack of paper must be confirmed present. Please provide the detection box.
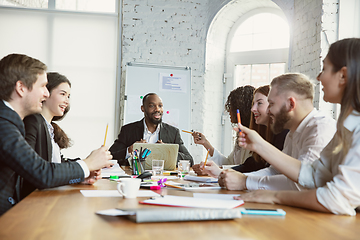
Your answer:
[184,175,218,183]
[101,163,127,178]
[140,195,244,209]
[96,207,243,223]
[80,190,161,198]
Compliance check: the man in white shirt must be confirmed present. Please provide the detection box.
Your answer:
[110,93,193,166]
[219,73,336,191]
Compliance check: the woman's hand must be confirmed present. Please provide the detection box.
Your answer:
[192,131,206,145]
[234,124,265,153]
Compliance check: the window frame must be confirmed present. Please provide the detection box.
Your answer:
[221,7,289,156]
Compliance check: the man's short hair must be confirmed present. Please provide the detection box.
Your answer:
[270,73,314,101]
[0,53,47,101]
[142,93,157,105]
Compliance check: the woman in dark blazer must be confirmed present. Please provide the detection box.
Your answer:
[22,73,97,199]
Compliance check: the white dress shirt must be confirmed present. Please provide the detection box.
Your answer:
[299,110,360,216]
[125,119,160,158]
[142,118,160,143]
[245,109,337,191]
[42,116,90,178]
[43,117,62,163]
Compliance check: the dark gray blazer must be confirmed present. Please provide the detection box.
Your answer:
[22,114,52,199]
[109,119,193,166]
[0,101,84,216]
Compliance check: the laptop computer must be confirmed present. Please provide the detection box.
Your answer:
[133,143,179,170]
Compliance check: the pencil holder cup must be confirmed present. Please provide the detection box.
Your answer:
[139,159,145,173]
[131,158,137,175]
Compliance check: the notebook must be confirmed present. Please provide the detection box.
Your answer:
[96,207,242,223]
[133,143,179,170]
[139,195,244,209]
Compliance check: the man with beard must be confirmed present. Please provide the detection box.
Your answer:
[110,93,193,166]
[218,73,336,191]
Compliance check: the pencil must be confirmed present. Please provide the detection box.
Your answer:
[236,109,242,134]
[103,123,108,146]
[203,148,210,170]
[164,183,183,189]
[182,130,193,134]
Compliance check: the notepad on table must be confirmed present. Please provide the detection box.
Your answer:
[165,181,221,191]
[140,195,244,209]
[80,190,161,198]
[184,175,218,183]
[96,207,242,223]
[101,161,127,178]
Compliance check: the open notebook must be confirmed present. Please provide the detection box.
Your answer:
[133,143,179,170]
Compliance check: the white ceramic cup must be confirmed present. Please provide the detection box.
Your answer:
[117,178,141,198]
[178,160,190,173]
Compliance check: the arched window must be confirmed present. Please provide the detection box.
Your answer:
[222,8,290,155]
[227,10,289,88]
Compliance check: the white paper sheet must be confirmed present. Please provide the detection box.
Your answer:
[80,190,161,198]
[141,195,244,209]
[183,175,218,183]
[159,73,187,93]
[96,209,135,216]
[101,163,127,178]
[193,193,240,200]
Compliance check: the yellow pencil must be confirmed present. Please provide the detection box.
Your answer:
[103,123,108,146]
[203,148,210,170]
[164,183,183,189]
[182,130,193,134]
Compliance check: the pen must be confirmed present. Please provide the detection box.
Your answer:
[134,160,139,175]
[141,149,148,158]
[103,123,108,146]
[182,130,193,134]
[162,172,178,175]
[236,109,242,134]
[203,148,210,170]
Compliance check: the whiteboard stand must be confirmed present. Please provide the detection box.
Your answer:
[124,62,192,150]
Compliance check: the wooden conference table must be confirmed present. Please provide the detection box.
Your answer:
[0,175,359,240]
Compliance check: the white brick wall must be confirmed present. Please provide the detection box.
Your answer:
[120,0,339,162]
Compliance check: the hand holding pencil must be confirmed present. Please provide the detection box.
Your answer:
[191,131,206,145]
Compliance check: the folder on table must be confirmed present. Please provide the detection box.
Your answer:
[96,207,242,223]
[139,195,244,209]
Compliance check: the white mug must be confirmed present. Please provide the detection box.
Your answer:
[117,178,141,198]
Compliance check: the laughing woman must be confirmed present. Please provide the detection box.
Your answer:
[235,38,360,216]
[22,72,100,199]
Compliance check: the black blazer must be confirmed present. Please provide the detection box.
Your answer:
[22,114,52,199]
[0,101,84,216]
[24,114,52,162]
[109,119,193,166]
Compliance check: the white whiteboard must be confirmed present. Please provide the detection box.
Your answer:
[124,62,192,149]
